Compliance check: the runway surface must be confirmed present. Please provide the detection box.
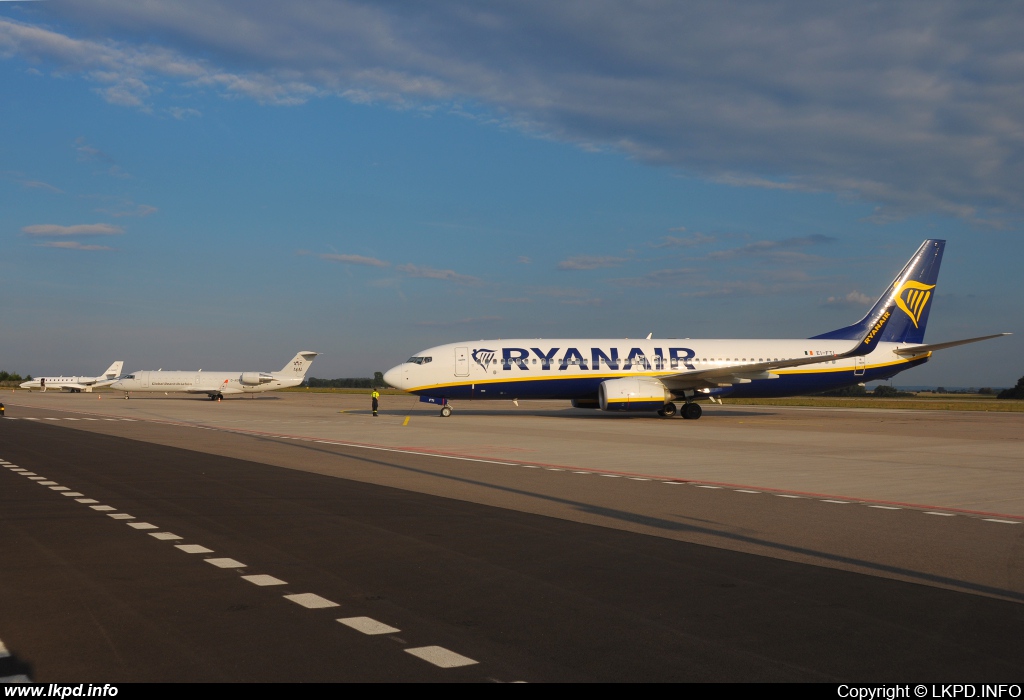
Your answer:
[1,393,1022,681]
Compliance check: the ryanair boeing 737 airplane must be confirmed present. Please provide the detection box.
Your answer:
[382,240,1008,419]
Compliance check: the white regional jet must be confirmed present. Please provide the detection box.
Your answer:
[110,351,319,400]
[383,240,1009,419]
[20,361,124,393]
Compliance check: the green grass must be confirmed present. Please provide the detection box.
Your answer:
[722,395,1024,411]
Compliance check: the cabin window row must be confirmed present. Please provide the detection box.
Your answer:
[489,357,788,366]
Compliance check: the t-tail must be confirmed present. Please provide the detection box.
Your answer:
[102,361,124,379]
[812,239,944,344]
[279,351,319,377]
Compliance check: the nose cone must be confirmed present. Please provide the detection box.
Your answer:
[382,365,404,390]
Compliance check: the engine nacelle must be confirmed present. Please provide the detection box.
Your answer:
[598,377,670,412]
[571,398,600,409]
[240,372,274,386]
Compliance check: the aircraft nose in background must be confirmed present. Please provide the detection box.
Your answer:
[382,366,403,389]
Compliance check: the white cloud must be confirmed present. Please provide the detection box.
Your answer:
[652,232,715,249]
[320,253,390,267]
[22,223,123,236]
[22,179,63,193]
[557,255,627,271]
[4,3,1024,222]
[824,290,873,307]
[706,235,834,260]
[396,263,481,285]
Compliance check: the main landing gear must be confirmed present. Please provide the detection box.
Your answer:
[209,393,224,401]
[658,401,702,419]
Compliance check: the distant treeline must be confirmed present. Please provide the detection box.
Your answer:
[0,371,29,382]
[306,376,388,389]
[816,385,916,398]
[998,376,1024,400]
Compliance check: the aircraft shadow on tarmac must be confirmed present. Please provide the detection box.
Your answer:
[372,407,774,419]
[247,432,1024,603]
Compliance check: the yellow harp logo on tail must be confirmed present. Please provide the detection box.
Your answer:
[894,281,936,328]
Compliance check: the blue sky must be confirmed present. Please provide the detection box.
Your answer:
[1,1,1021,386]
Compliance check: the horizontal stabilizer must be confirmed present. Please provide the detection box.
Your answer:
[894,333,1010,356]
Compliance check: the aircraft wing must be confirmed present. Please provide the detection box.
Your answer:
[893,333,1010,357]
[58,383,89,392]
[658,306,899,392]
[186,384,244,396]
[659,354,833,392]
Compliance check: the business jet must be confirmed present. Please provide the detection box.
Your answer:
[383,240,1008,419]
[110,351,319,400]
[20,361,124,393]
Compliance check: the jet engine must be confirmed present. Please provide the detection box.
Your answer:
[598,377,670,412]
[240,372,274,386]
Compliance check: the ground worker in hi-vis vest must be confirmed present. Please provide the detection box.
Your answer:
[371,388,380,417]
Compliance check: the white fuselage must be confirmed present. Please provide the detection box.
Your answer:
[110,370,302,395]
[19,375,115,393]
[383,338,927,401]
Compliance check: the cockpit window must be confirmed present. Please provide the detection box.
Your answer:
[407,356,432,365]
[127,374,136,379]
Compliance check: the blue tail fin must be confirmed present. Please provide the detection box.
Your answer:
[812,239,944,344]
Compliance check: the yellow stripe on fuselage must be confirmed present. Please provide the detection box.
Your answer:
[400,355,927,393]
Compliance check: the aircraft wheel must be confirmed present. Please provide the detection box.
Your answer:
[663,402,677,418]
[440,405,452,417]
[682,403,702,420]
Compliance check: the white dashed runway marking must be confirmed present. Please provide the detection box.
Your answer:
[149,532,182,540]
[108,513,134,520]
[90,505,116,512]
[128,522,159,530]
[61,492,84,497]
[405,646,478,668]
[75,498,99,504]
[337,616,400,635]
[284,593,339,609]
[821,499,849,504]
[175,544,214,554]
[242,574,287,587]
[205,558,246,569]
[925,512,956,517]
